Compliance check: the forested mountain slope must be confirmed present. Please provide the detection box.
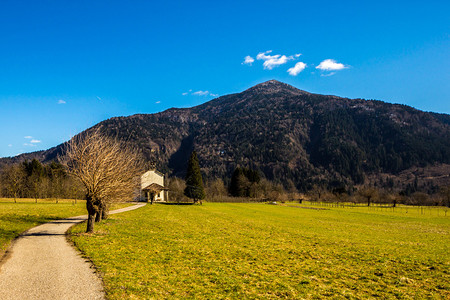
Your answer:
[2,80,449,191]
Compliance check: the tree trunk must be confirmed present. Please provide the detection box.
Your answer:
[102,207,109,220]
[95,207,102,222]
[87,213,95,233]
[86,197,97,233]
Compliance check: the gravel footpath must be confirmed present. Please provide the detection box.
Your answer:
[0,202,146,300]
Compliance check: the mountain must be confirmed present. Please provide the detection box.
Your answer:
[2,80,450,192]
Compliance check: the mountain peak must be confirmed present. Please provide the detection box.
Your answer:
[244,80,310,96]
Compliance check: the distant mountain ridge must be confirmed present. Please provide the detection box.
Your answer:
[2,80,450,191]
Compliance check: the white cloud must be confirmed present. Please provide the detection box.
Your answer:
[8,144,12,147]
[58,99,66,104]
[192,91,210,96]
[182,89,193,96]
[155,101,161,104]
[294,53,301,58]
[287,62,307,76]
[23,143,36,147]
[30,139,41,143]
[242,55,255,65]
[316,59,347,71]
[256,50,296,70]
[24,136,32,139]
[184,89,218,97]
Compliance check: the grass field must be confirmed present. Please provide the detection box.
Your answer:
[0,198,88,255]
[0,198,130,257]
[69,203,449,299]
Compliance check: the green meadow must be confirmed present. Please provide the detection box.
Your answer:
[70,203,449,299]
[0,198,87,255]
[0,198,130,257]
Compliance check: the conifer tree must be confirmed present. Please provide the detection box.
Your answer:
[229,167,245,197]
[184,151,205,204]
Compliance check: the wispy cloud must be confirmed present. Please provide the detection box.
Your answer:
[8,144,12,147]
[242,55,255,65]
[23,136,41,146]
[287,62,307,76]
[192,91,210,96]
[316,59,347,71]
[155,101,161,104]
[256,50,298,70]
[182,89,192,96]
[96,96,102,101]
[183,89,218,97]
[321,72,336,77]
[58,99,66,104]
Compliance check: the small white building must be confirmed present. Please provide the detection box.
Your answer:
[141,170,169,203]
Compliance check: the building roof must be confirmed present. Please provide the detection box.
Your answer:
[142,183,169,192]
[142,169,164,177]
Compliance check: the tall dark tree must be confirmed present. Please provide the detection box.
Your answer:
[229,167,260,197]
[184,151,205,204]
[23,159,45,201]
[229,167,246,197]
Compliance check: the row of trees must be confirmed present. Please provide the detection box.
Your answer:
[308,185,450,207]
[0,159,84,201]
[168,162,450,207]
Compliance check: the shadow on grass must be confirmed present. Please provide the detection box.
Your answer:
[0,214,70,241]
[22,232,66,237]
[47,219,85,224]
[0,214,60,224]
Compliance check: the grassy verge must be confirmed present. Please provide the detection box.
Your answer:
[69,203,449,299]
[0,198,87,255]
[0,198,131,257]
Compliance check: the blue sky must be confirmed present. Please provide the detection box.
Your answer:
[0,0,449,158]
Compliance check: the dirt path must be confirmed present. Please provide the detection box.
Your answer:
[0,203,146,300]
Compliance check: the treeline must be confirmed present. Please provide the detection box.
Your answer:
[0,159,84,201]
[169,166,304,204]
[168,166,450,207]
[308,185,450,208]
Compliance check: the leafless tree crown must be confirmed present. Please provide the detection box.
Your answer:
[61,128,143,204]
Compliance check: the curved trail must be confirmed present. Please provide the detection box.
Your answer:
[0,203,146,300]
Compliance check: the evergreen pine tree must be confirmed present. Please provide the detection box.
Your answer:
[229,167,245,197]
[184,151,205,204]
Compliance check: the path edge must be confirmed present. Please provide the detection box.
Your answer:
[64,202,147,296]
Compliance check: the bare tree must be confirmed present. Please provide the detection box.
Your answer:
[440,186,450,207]
[358,186,378,206]
[205,178,227,201]
[1,164,26,202]
[61,128,143,232]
